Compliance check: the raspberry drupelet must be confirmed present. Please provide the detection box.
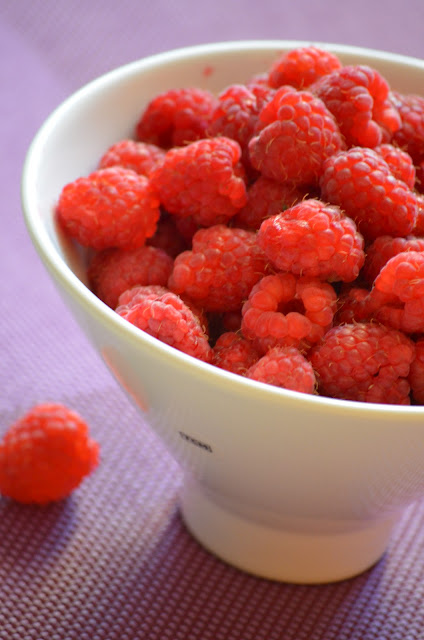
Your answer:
[320,146,418,241]
[88,245,174,309]
[309,322,415,405]
[56,167,160,251]
[98,139,166,176]
[311,65,401,148]
[168,224,269,313]
[0,404,99,505]
[248,87,345,186]
[149,137,248,227]
[241,272,337,353]
[212,332,261,375]
[135,87,217,148]
[268,46,342,90]
[257,198,365,282]
[116,286,212,362]
[246,346,316,394]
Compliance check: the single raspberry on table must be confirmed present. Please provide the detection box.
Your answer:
[370,250,424,334]
[248,87,345,186]
[320,146,418,241]
[268,46,342,89]
[56,167,160,251]
[98,139,166,176]
[409,339,424,404]
[391,91,424,162]
[241,272,337,353]
[374,143,416,189]
[88,245,173,309]
[247,346,316,394]
[212,332,261,375]
[309,322,415,404]
[234,176,310,230]
[135,87,217,148]
[257,198,365,282]
[116,286,212,362]
[149,137,247,227]
[0,403,99,505]
[168,224,268,313]
[311,65,401,148]
[362,235,424,285]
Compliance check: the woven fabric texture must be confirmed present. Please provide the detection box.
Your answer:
[2,2,424,638]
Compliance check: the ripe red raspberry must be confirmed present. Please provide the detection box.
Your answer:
[248,87,345,186]
[309,322,415,404]
[391,91,424,162]
[334,286,371,325]
[168,225,268,313]
[0,404,99,505]
[116,286,212,362]
[246,346,316,394]
[174,215,203,243]
[311,65,401,148]
[56,167,160,250]
[208,83,274,173]
[98,139,166,176]
[149,137,247,227]
[257,198,365,282]
[234,176,310,230]
[241,273,337,353]
[362,235,424,285]
[221,311,243,333]
[414,194,424,235]
[212,332,260,375]
[88,245,173,309]
[374,144,415,189]
[117,284,209,336]
[415,160,424,194]
[370,251,424,333]
[147,214,188,258]
[409,339,424,404]
[135,87,217,148]
[320,147,418,241]
[268,46,342,89]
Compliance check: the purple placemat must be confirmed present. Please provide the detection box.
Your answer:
[3,2,424,638]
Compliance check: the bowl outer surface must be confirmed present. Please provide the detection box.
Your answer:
[22,41,424,525]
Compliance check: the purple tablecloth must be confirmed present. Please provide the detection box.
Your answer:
[2,1,424,638]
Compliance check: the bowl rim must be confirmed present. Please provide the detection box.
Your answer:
[21,39,424,417]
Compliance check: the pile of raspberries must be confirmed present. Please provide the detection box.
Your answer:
[56,45,424,405]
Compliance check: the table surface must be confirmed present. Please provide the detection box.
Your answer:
[2,1,424,638]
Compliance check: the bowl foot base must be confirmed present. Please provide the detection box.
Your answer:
[179,477,398,584]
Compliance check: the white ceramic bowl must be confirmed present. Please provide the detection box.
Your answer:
[22,41,424,584]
